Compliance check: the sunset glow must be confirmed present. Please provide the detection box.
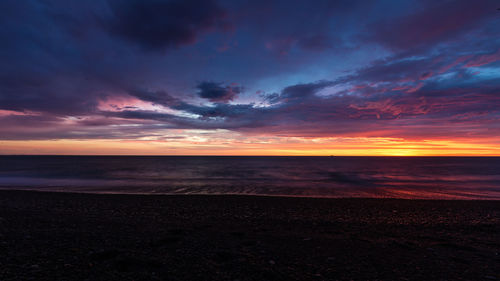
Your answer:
[2,137,500,156]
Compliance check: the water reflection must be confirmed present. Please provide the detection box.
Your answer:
[0,156,499,199]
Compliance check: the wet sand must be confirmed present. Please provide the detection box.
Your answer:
[0,190,498,280]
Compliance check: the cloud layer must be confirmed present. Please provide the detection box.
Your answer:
[0,0,499,154]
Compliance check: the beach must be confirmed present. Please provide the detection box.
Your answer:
[0,190,498,280]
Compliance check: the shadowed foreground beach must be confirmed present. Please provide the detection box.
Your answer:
[0,191,498,280]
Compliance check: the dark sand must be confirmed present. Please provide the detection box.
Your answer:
[0,191,498,280]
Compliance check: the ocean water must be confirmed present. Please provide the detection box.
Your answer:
[0,156,499,199]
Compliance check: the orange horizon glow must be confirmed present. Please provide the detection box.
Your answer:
[2,136,499,156]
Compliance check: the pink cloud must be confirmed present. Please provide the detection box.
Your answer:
[0,109,40,117]
[439,55,473,73]
[97,96,159,112]
[405,82,424,93]
[465,49,500,67]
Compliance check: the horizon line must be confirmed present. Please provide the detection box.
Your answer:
[2,154,500,157]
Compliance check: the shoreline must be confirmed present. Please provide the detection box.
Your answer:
[1,188,498,201]
[1,190,499,280]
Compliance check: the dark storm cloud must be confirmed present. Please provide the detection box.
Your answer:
[106,0,229,51]
[196,82,242,103]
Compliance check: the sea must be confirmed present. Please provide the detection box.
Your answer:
[0,156,499,199]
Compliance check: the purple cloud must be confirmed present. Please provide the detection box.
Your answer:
[369,0,498,50]
[106,0,230,51]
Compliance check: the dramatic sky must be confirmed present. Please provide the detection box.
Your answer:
[1,0,499,155]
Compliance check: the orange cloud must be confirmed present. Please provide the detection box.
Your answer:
[1,136,499,156]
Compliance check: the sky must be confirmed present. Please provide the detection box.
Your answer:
[0,0,499,156]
